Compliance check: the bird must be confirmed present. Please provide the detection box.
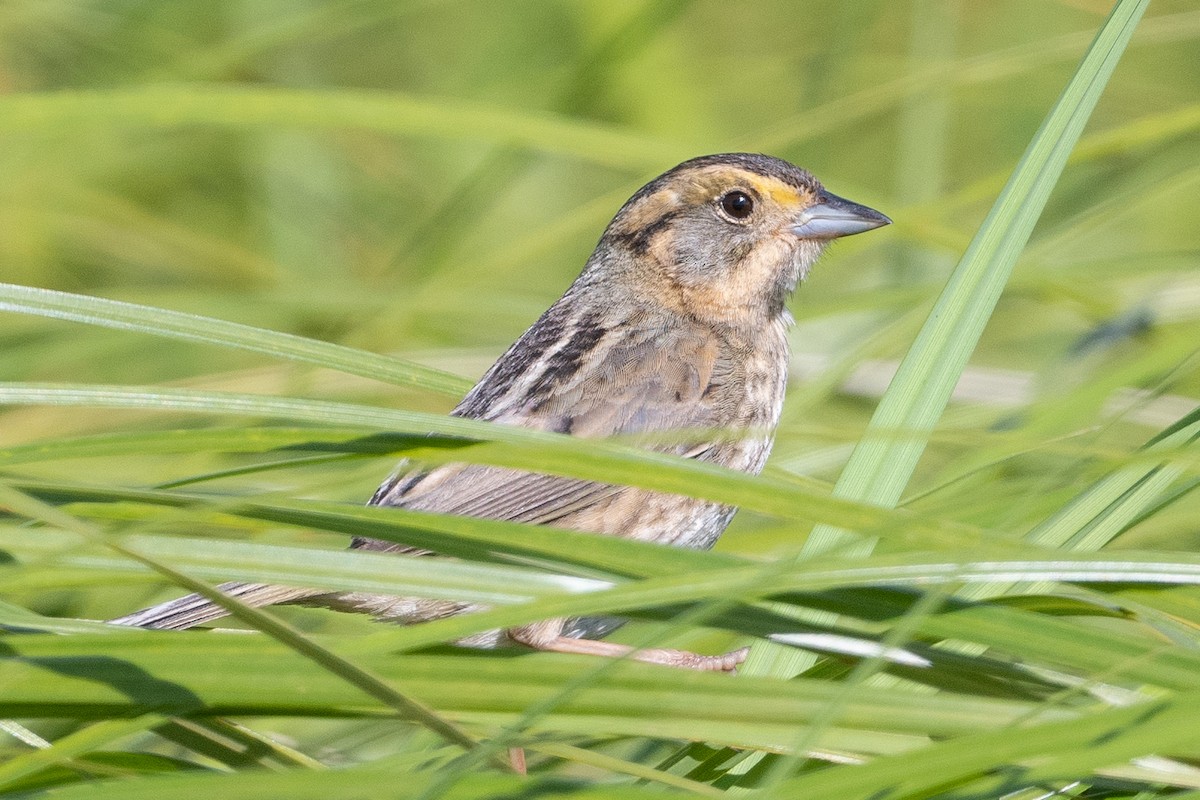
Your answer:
[111,153,890,671]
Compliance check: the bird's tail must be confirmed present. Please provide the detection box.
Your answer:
[108,582,326,630]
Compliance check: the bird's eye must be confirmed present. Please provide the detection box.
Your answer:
[720,190,754,220]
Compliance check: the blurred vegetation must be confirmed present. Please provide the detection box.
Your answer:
[1,0,1199,798]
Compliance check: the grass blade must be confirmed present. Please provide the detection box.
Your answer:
[809,0,1150,549]
[0,282,470,396]
[730,1,1153,779]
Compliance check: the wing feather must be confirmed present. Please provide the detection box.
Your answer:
[362,322,732,548]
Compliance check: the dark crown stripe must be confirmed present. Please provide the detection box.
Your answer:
[612,209,680,256]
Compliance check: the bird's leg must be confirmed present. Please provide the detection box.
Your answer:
[507,747,527,775]
[508,621,749,672]
[529,636,749,672]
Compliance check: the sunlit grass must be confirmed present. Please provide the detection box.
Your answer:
[1,1,1199,798]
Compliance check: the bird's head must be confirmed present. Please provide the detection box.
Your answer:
[592,153,890,325]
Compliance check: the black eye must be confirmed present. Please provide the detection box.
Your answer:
[720,190,754,219]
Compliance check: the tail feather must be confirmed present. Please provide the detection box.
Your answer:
[108,582,325,630]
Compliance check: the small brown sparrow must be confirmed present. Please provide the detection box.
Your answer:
[112,153,890,671]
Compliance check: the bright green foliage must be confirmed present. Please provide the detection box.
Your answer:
[2,1,1199,798]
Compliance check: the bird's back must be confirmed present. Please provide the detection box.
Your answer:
[366,299,791,550]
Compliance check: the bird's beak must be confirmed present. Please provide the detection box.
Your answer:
[791,191,891,240]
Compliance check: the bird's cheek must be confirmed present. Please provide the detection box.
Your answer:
[745,237,799,288]
[792,239,827,284]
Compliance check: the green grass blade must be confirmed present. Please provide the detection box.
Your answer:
[731,0,1152,771]
[0,484,488,763]
[0,382,946,535]
[0,282,470,396]
[779,694,1200,799]
[810,0,1150,548]
[1025,406,1200,551]
[0,715,171,789]
[0,632,1073,742]
[151,718,324,771]
[956,405,1200,603]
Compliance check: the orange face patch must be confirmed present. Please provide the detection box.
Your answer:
[681,166,816,217]
[615,166,814,243]
[740,173,809,210]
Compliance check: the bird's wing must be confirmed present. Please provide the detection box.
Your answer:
[362,324,733,547]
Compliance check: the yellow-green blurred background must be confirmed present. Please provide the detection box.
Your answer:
[2,0,1199,577]
[3,3,1200,793]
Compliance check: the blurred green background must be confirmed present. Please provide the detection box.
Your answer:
[1,0,1200,793]
[2,0,1199,594]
